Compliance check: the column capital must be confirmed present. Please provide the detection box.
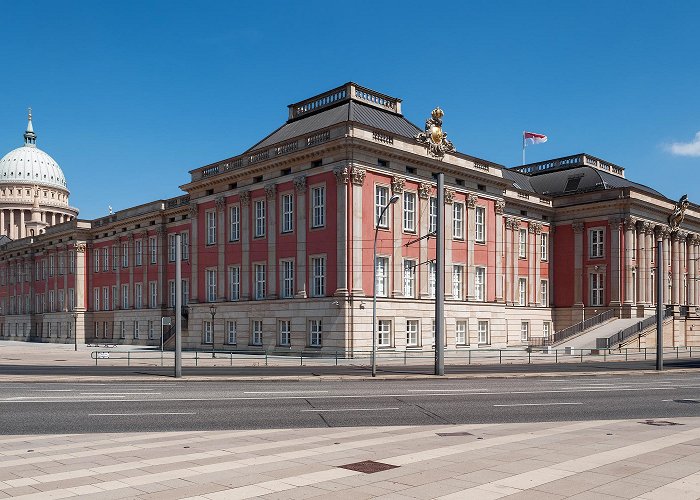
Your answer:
[495,199,505,215]
[623,217,636,231]
[333,166,350,185]
[188,203,199,218]
[391,175,405,194]
[443,188,455,205]
[467,193,478,209]
[239,190,251,206]
[350,168,365,187]
[572,221,585,233]
[418,182,432,199]
[215,195,226,211]
[265,184,277,200]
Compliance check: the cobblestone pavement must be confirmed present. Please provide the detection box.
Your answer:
[1,418,700,499]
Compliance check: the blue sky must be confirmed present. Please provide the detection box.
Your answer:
[1,0,698,219]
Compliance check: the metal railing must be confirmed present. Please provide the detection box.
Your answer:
[599,306,674,349]
[547,309,616,345]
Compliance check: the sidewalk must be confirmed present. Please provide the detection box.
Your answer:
[1,418,700,499]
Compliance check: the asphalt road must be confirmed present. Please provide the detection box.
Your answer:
[2,373,700,435]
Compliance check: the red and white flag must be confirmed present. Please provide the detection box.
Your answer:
[523,131,548,145]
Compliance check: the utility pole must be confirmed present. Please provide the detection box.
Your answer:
[435,173,445,376]
[175,233,182,378]
[656,237,663,371]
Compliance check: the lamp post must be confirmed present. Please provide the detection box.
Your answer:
[72,311,78,352]
[372,194,400,377]
[209,304,217,358]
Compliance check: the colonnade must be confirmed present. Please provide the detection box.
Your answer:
[0,209,73,239]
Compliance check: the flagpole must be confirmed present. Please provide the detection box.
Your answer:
[522,131,525,165]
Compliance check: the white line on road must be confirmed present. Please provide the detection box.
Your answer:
[408,389,489,392]
[79,393,160,395]
[27,389,73,392]
[493,403,583,407]
[301,407,400,412]
[88,412,196,416]
[244,391,329,394]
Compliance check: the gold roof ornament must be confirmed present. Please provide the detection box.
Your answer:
[415,106,455,159]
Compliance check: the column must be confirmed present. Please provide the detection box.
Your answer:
[216,196,226,301]
[391,176,405,298]
[573,222,584,306]
[623,217,635,304]
[636,221,647,305]
[466,194,477,300]
[512,219,521,304]
[294,177,308,298]
[443,188,454,299]
[645,227,654,305]
[609,218,622,306]
[265,186,277,299]
[528,223,536,305]
[680,232,688,305]
[671,232,680,305]
[19,210,25,239]
[8,210,14,239]
[187,202,200,300]
[663,229,671,304]
[334,166,350,296]
[240,192,251,300]
[127,234,134,308]
[495,200,505,302]
[688,235,696,306]
[0,210,4,237]
[418,182,430,298]
[504,218,512,304]
[534,223,542,306]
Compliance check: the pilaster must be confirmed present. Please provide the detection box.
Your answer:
[495,200,505,302]
[334,166,350,296]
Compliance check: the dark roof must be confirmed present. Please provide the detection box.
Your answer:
[246,101,421,152]
[509,165,665,197]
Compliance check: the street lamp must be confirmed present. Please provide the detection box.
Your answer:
[72,311,78,352]
[209,304,217,358]
[372,193,400,377]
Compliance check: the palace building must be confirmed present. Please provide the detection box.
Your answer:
[0,83,698,351]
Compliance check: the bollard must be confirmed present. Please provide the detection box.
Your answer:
[95,352,98,366]
[555,349,558,364]
[499,350,502,364]
[644,347,647,360]
[195,351,198,367]
[230,352,233,366]
[300,352,303,366]
[468,350,471,365]
[265,353,268,366]
[604,350,606,362]
[528,350,531,364]
[161,351,163,367]
[336,350,338,366]
[677,346,679,359]
[625,349,628,361]
[404,350,407,365]
[580,350,583,363]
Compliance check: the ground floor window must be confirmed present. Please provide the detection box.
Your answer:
[406,320,419,347]
[279,320,290,346]
[309,319,322,347]
[520,321,529,342]
[251,320,263,346]
[203,320,212,344]
[227,321,237,345]
[478,320,489,344]
[455,320,468,345]
[377,320,392,347]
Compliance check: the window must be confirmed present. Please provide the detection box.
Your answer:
[135,283,143,309]
[254,264,266,300]
[122,242,129,268]
[102,248,109,271]
[48,290,54,312]
[103,287,109,311]
[429,196,437,234]
[453,202,464,239]
[281,194,293,233]
[93,288,99,311]
[540,232,548,261]
[168,234,177,262]
[251,320,263,345]
[254,200,266,238]
[519,228,527,258]
[149,237,157,264]
[103,322,109,339]
[452,265,463,299]
[182,279,189,307]
[375,257,388,297]
[122,284,129,309]
[133,321,140,340]
[475,206,486,242]
[311,257,326,297]
[406,320,419,347]
[69,288,75,311]
[519,278,527,306]
[148,320,155,340]
[279,320,290,346]
[377,319,391,347]
[67,321,72,339]
[230,205,240,241]
[135,239,142,266]
[403,192,416,232]
[309,319,322,347]
[478,320,489,344]
[521,322,529,342]
[590,228,604,258]
[49,256,55,276]
[311,186,325,228]
[455,320,468,345]
[206,269,217,302]
[280,260,294,298]
[58,290,65,311]
[203,320,212,344]
[375,185,390,228]
[229,266,240,301]
[475,267,486,302]
[591,273,604,306]
[111,285,117,310]
[206,211,216,245]
[540,280,548,306]
[543,321,551,338]
[69,251,75,274]
[227,321,237,344]
[403,259,415,298]
[58,255,64,275]
[112,245,118,269]
[169,280,175,308]
[120,321,126,339]
[150,282,157,308]
[428,261,436,299]
[93,250,99,273]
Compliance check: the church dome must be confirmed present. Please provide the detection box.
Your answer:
[0,110,68,192]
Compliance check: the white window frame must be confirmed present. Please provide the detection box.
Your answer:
[149,236,157,264]
[543,321,551,339]
[103,287,109,311]
[519,228,527,258]
[590,228,604,258]
[203,320,212,344]
[520,321,529,342]
[281,193,294,233]
[102,247,108,272]
[309,319,322,347]
[279,320,291,346]
[230,205,241,241]
[375,185,390,228]
[452,265,464,300]
[93,249,99,273]
[475,206,486,243]
[540,279,548,306]
[280,259,294,299]
[428,261,436,299]
[453,202,464,239]
[133,321,140,340]
[403,259,415,298]
[377,319,391,347]
[254,263,266,300]
[519,278,527,306]
[478,320,490,344]
[206,269,217,303]
[206,211,216,245]
[455,320,468,345]
[168,234,177,262]
[475,266,486,302]
[229,266,240,301]
[135,239,143,266]
[150,281,157,309]
[135,283,143,309]
[540,232,549,261]
[121,242,129,268]
[429,196,437,234]
[403,191,416,232]
[591,272,604,306]
[311,256,326,297]
[93,288,99,312]
[251,320,263,346]
[311,185,325,228]
[375,256,389,297]
[406,320,419,347]
[181,232,189,261]
[227,320,237,345]
[254,200,266,238]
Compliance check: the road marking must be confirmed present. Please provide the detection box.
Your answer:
[408,389,488,392]
[244,391,329,394]
[88,412,196,416]
[301,407,400,412]
[27,389,73,392]
[79,392,159,395]
[493,402,583,407]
